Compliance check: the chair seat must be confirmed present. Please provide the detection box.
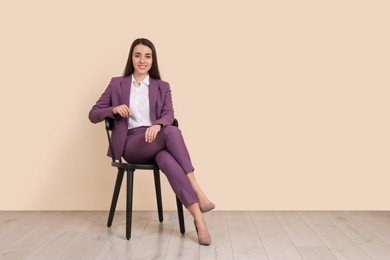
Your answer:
[111,161,160,170]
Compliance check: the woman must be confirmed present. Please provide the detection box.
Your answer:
[89,38,215,245]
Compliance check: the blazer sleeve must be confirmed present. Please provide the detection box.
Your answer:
[153,82,174,127]
[88,79,118,124]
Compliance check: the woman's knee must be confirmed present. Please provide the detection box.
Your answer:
[155,150,172,167]
[155,149,168,161]
[162,125,181,138]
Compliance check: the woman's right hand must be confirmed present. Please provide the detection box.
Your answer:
[113,104,132,118]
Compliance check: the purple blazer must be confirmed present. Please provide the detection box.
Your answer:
[88,76,174,159]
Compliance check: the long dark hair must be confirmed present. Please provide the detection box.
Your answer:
[123,38,161,80]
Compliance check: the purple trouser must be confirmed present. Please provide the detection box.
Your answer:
[122,125,198,206]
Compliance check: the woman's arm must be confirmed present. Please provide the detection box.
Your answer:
[153,82,174,127]
[88,80,118,124]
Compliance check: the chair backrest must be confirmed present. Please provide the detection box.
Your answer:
[104,118,179,162]
[105,118,117,162]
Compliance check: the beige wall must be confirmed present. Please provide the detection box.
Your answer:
[1,1,389,210]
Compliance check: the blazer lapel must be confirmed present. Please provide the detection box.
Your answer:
[120,76,132,108]
[149,78,158,123]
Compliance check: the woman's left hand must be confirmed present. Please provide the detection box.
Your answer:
[145,125,162,143]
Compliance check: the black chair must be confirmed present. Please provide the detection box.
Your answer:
[104,118,185,240]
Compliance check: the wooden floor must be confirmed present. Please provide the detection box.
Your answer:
[1,211,390,259]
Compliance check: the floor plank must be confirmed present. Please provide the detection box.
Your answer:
[323,211,390,260]
[95,211,153,260]
[226,211,269,260]
[199,211,234,260]
[164,212,200,260]
[129,211,175,259]
[274,211,338,260]
[0,212,65,259]
[250,211,303,260]
[0,211,59,253]
[346,211,390,245]
[30,211,104,260]
[1,211,390,260]
[299,211,371,260]
[60,211,147,259]
[369,211,390,228]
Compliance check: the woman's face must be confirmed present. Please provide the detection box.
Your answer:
[132,44,153,77]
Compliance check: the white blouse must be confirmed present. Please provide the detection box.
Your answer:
[128,74,153,129]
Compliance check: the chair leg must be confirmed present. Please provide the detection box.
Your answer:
[126,169,135,240]
[176,197,185,234]
[153,169,164,222]
[107,168,125,227]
